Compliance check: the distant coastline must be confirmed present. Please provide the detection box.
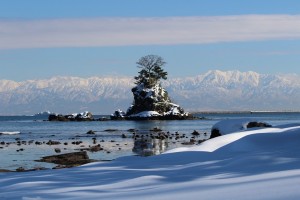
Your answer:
[192,110,300,114]
[1,111,300,117]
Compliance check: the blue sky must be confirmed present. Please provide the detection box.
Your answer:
[1,0,300,81]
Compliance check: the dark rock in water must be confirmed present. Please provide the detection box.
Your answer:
[75,144,103,152]
[247,122,272,128]
[54,148,61,153]
[150,127,162,132]
[16,167,25,172]
[210,129,221,139]
[46,140,61,145]
[104,129,118,132]
[36,151,95,166]
[86,130,96,134]
[49,111,94,122]
[48,114,69,121]
[89,144,103,152]
[191,130,200,136]
[110,109,126,120]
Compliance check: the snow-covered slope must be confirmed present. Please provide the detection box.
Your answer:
[1,122,300,200]
[0,70,300,115]
[0,76,134,115]
[165,70,300,111]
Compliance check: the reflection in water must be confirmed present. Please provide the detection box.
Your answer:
[133,138,168,156]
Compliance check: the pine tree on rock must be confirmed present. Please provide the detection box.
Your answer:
[134,55,167,87]
[125,55,188,119]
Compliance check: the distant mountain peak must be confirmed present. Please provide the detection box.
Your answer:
[0,70,299,115]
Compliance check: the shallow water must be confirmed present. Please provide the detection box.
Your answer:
[0,112,299,171]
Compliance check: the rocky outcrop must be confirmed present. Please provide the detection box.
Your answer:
[36,151,95,167]
[110,109,126,120]
[49,111,94,121]
[111,83,190,120]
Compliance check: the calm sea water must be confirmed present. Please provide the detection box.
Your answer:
[0,112,299,170]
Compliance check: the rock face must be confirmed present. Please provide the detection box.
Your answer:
[49,111,94,121]
[112,83,189,120]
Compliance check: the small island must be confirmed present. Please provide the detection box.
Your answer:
[111,55,191,120]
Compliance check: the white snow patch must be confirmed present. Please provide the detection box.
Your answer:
[130,111,161,118]
[0,131,20,135]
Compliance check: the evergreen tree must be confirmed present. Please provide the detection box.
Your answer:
[134,55,167,87]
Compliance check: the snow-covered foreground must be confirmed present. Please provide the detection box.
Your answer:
[1,123,300,200]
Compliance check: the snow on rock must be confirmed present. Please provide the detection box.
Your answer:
[1,123,300,199]
[111,109,126,119]
[130,111,161,118]
[117,82,189,120]
[210,118,271,138]
[48,111,94,121]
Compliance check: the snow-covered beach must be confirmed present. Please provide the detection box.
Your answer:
[1,120,300,200]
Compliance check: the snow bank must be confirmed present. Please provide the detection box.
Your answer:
[211,118,271,135]
[1,122,300,200]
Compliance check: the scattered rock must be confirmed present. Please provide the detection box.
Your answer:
[86,130,96,135]
[150,127,162,132]
[191,130,200,136]
[16,167,25,172]
[104,129,118,132]
[54,148,61,153]
[36,151,95,166]
[110,109,126,120]
[46,140,61,145]
[49,111,94,122]
[89,144,103,152]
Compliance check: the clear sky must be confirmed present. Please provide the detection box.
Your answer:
[1,0,300,81]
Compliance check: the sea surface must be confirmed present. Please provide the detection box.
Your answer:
[0,112,299,171]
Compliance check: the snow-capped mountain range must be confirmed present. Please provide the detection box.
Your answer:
[1,70,300,115]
